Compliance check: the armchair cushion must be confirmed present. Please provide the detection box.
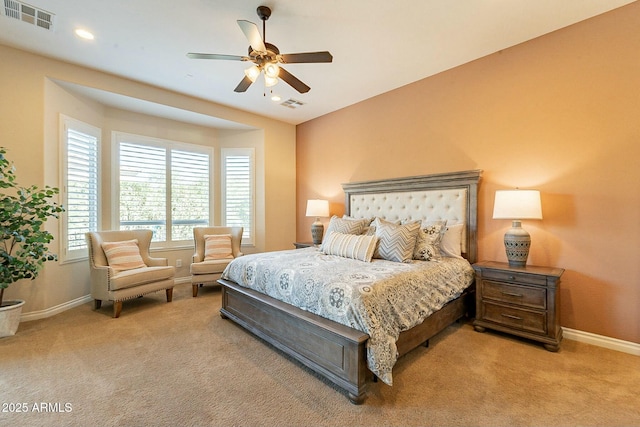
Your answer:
[109,265,175,291]
[204,234,234,261]
[190,259,232,275]
[101,239,146,271]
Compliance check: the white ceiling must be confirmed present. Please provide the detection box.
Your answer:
[0,0,635,127]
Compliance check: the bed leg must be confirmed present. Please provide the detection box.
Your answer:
[424,339,430,348]
[373,375,378,383]
[348,392,365,405]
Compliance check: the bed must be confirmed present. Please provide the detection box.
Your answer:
[218,169,482,404]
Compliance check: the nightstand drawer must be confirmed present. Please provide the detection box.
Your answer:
[481,269,548,286]
[482,280,546,309]
[483,302,547,335]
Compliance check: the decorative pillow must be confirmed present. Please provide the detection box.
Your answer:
[373,218,420,263]
[204,234,234,261]
[413,220,447,261]
[322,216,370,249]
[441,223,464,259]
[322,232,378,262]
[101,239,146,271]
[362,217,400,236]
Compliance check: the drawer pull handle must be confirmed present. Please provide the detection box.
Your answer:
[502,313,523,321]
[509,276,516,280]
[501,291,523,298]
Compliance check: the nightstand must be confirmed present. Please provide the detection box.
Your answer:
[293,242,315,249]
[472,261,564,352]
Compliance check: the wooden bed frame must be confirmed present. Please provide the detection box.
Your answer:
[218,169,482,404]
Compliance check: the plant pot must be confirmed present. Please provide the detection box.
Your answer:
[0,300,25,337]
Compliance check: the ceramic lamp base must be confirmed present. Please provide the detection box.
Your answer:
[504,220,531,267]
[311,219,324,245]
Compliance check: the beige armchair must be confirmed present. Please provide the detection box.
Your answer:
[191,226,243,297]
[86,230,175,318]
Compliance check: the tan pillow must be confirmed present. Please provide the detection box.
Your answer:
[322,232,378,262]
[101,239,146,271]
[204,234,234,260]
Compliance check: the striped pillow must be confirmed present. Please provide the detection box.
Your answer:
[373,218,420,263]
[204,234,234,261]
[101,239,146,271]
[322,216,371,246]
[322,232,378,262]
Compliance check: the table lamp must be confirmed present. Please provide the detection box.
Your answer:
[492,189,542,267]
[305,199,329,245]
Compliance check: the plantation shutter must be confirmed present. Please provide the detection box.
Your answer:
[222,149,254,245]
[171,149,210,240]
[119,142,166,241]
[65,127,99,253]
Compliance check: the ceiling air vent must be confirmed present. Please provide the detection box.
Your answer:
[3,0,54,30]
[280,99,305,109]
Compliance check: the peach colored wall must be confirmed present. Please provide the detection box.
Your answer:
[296,3,640,344]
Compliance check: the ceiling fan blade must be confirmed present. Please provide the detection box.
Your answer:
[279,51,333,64]
[237,20,267,54]
[278,67,310,93]
[187,53,248,61]
[234,75,254,93]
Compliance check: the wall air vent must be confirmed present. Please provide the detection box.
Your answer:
[3,0,54,30]
[280,99,305,109]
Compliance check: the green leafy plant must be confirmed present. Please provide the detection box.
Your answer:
[0,147,64,307]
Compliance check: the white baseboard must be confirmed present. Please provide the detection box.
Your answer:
[563,327,640,356]
[20,294,93,322]
[20,276,193,322]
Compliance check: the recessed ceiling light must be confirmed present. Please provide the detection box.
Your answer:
[74,28,94,40]
[271,95,281,102]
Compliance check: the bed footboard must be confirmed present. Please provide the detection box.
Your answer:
[218,278,371,404]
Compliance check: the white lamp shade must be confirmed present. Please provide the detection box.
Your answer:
[305,199,329,217]
[493,190,542,220]
[244,65,260,82]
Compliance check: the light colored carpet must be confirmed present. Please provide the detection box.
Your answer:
[1,283,639,427]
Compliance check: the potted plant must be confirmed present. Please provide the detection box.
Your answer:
[0,147,64,337]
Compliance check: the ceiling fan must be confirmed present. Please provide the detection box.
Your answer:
[187,5,332,94]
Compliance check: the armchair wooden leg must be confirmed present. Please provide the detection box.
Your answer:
[113,301,122,318]
[94,299,102,310]
[192,284,199,297]
[166,288,173,302]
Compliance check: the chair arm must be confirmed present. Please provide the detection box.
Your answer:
[146,257,168,267]
[89,264,114,299]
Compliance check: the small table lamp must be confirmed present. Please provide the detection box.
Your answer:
[305,199,329,245]
[492,189,542,267]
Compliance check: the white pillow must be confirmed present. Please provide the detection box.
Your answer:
[441,223,464,259]
[322,232,378,262]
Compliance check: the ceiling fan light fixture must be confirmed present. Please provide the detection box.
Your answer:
[264,62,280,79]
[244,65,261,82]
[264,74,278,87]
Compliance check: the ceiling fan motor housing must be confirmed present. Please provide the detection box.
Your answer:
[256,6,271,21]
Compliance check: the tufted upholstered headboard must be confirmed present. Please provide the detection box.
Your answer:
[342,170,482,263]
